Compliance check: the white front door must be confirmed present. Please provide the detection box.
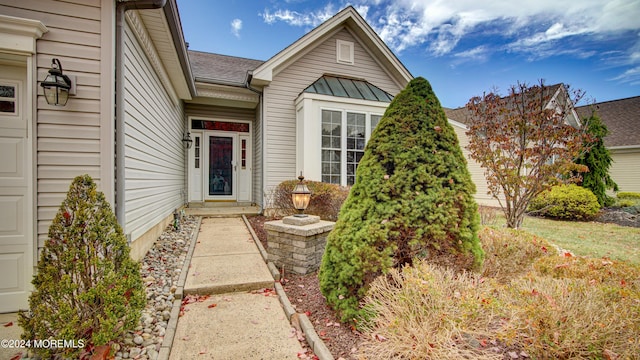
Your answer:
[0,63,33,312]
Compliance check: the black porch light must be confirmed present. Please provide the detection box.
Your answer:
[182,132,193,149]
[41,58,72,106]
[291,172,311,217]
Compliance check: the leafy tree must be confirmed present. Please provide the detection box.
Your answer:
[574,111,618,206]
[19,175,145,359]
[319,77,483,322]
[466,81,588,228]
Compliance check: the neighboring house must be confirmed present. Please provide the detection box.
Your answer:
[444,84,582,207]
[0,1,411,312]
[576,96,640,194]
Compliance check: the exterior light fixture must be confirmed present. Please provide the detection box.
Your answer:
[182,132,193,149]
[291,172,311,217]
[41,58,72,106]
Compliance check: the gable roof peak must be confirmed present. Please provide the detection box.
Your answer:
[250,5,412,87]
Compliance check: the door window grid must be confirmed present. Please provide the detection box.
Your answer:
[0,83,17,114]
[241,139,247,169]
[194,136,200,169]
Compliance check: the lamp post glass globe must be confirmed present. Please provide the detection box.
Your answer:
[291,173,311,217]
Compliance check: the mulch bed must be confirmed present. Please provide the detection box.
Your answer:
[246,215,363,360]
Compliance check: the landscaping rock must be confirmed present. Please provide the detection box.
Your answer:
[115,215,197,360]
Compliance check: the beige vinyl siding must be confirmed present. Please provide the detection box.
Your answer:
[0,0,107,247]
[185,103,261,205]
[263,28,403,189]
[123,22,185,242]
[610,149,640,194]
[451,122,501,207]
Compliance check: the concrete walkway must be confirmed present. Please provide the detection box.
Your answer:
[168,217,304,360]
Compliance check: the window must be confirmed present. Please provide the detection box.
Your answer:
[322,110,342,184]
[194,136,201,168]
[0,83,17,114]
[321,109,382,186]
[346,113,365,185]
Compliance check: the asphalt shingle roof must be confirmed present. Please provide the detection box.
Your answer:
[576,96,640,148]
[188,50,264,85]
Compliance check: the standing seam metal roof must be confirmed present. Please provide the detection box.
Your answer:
[303,75,394,102]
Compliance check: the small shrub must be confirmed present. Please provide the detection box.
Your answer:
[270,180,349,221]
[360,261,505,360]
[360,231,640,359]
[501,276,639,359]
[622,205,640,215]
[528,184,600,220]
[480,227,557,282]
[615,199,636,208]
[19,175,145,359]
[618,192,640,199]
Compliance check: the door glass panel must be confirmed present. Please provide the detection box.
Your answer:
[209,136,233,196]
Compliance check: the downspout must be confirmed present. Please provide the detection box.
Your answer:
[245,73,264,212]
[115,0,167,229]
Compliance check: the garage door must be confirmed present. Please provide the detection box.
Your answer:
[0,63,32,312]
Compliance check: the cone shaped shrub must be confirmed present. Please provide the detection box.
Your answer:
[318,77,483,322]
[19,175,145,358]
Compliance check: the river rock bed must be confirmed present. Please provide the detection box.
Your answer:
[114,215,198,360]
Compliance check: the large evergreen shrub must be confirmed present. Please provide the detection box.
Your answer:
[575,112,618,206]
[318,77,483,322]
[19,175,145,359]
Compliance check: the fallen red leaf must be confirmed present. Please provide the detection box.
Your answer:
[3,321,13,327]
[208,303,217,308]
[304,311,311,316]
[89,345,111,360]
[10,353,23,360]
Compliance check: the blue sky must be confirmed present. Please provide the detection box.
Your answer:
[176,0,640,108]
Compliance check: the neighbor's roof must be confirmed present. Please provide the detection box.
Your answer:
[444,83,566,126]
[576,96,640,148]
[188,50,264,86]
[303,75,394,102]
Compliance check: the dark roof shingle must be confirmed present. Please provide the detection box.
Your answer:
[576,96,640,148]
[188,50,264,85]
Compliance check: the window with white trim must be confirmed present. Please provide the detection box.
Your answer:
[321,109,382,186]
[0,83,17,114]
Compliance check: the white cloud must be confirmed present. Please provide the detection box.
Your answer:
[231,18,242,38]
[259,0,640,82]
[261,4,336,27]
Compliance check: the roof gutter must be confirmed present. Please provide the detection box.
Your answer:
[115,0,167,230]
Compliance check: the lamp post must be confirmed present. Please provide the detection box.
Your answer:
[41,58,72,106]
[291,172,311,217]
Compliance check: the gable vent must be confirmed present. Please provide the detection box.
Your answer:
[336,39,354,65]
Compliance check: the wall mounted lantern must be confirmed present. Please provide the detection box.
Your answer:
[41,58,73,106]
[291,172,312,217]
[182,132,193,149]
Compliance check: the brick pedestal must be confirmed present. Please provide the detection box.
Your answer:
[264,215,334,275]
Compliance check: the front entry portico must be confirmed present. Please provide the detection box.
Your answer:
[188,119,252,205]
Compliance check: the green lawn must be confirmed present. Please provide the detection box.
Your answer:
[491,214,640,265]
